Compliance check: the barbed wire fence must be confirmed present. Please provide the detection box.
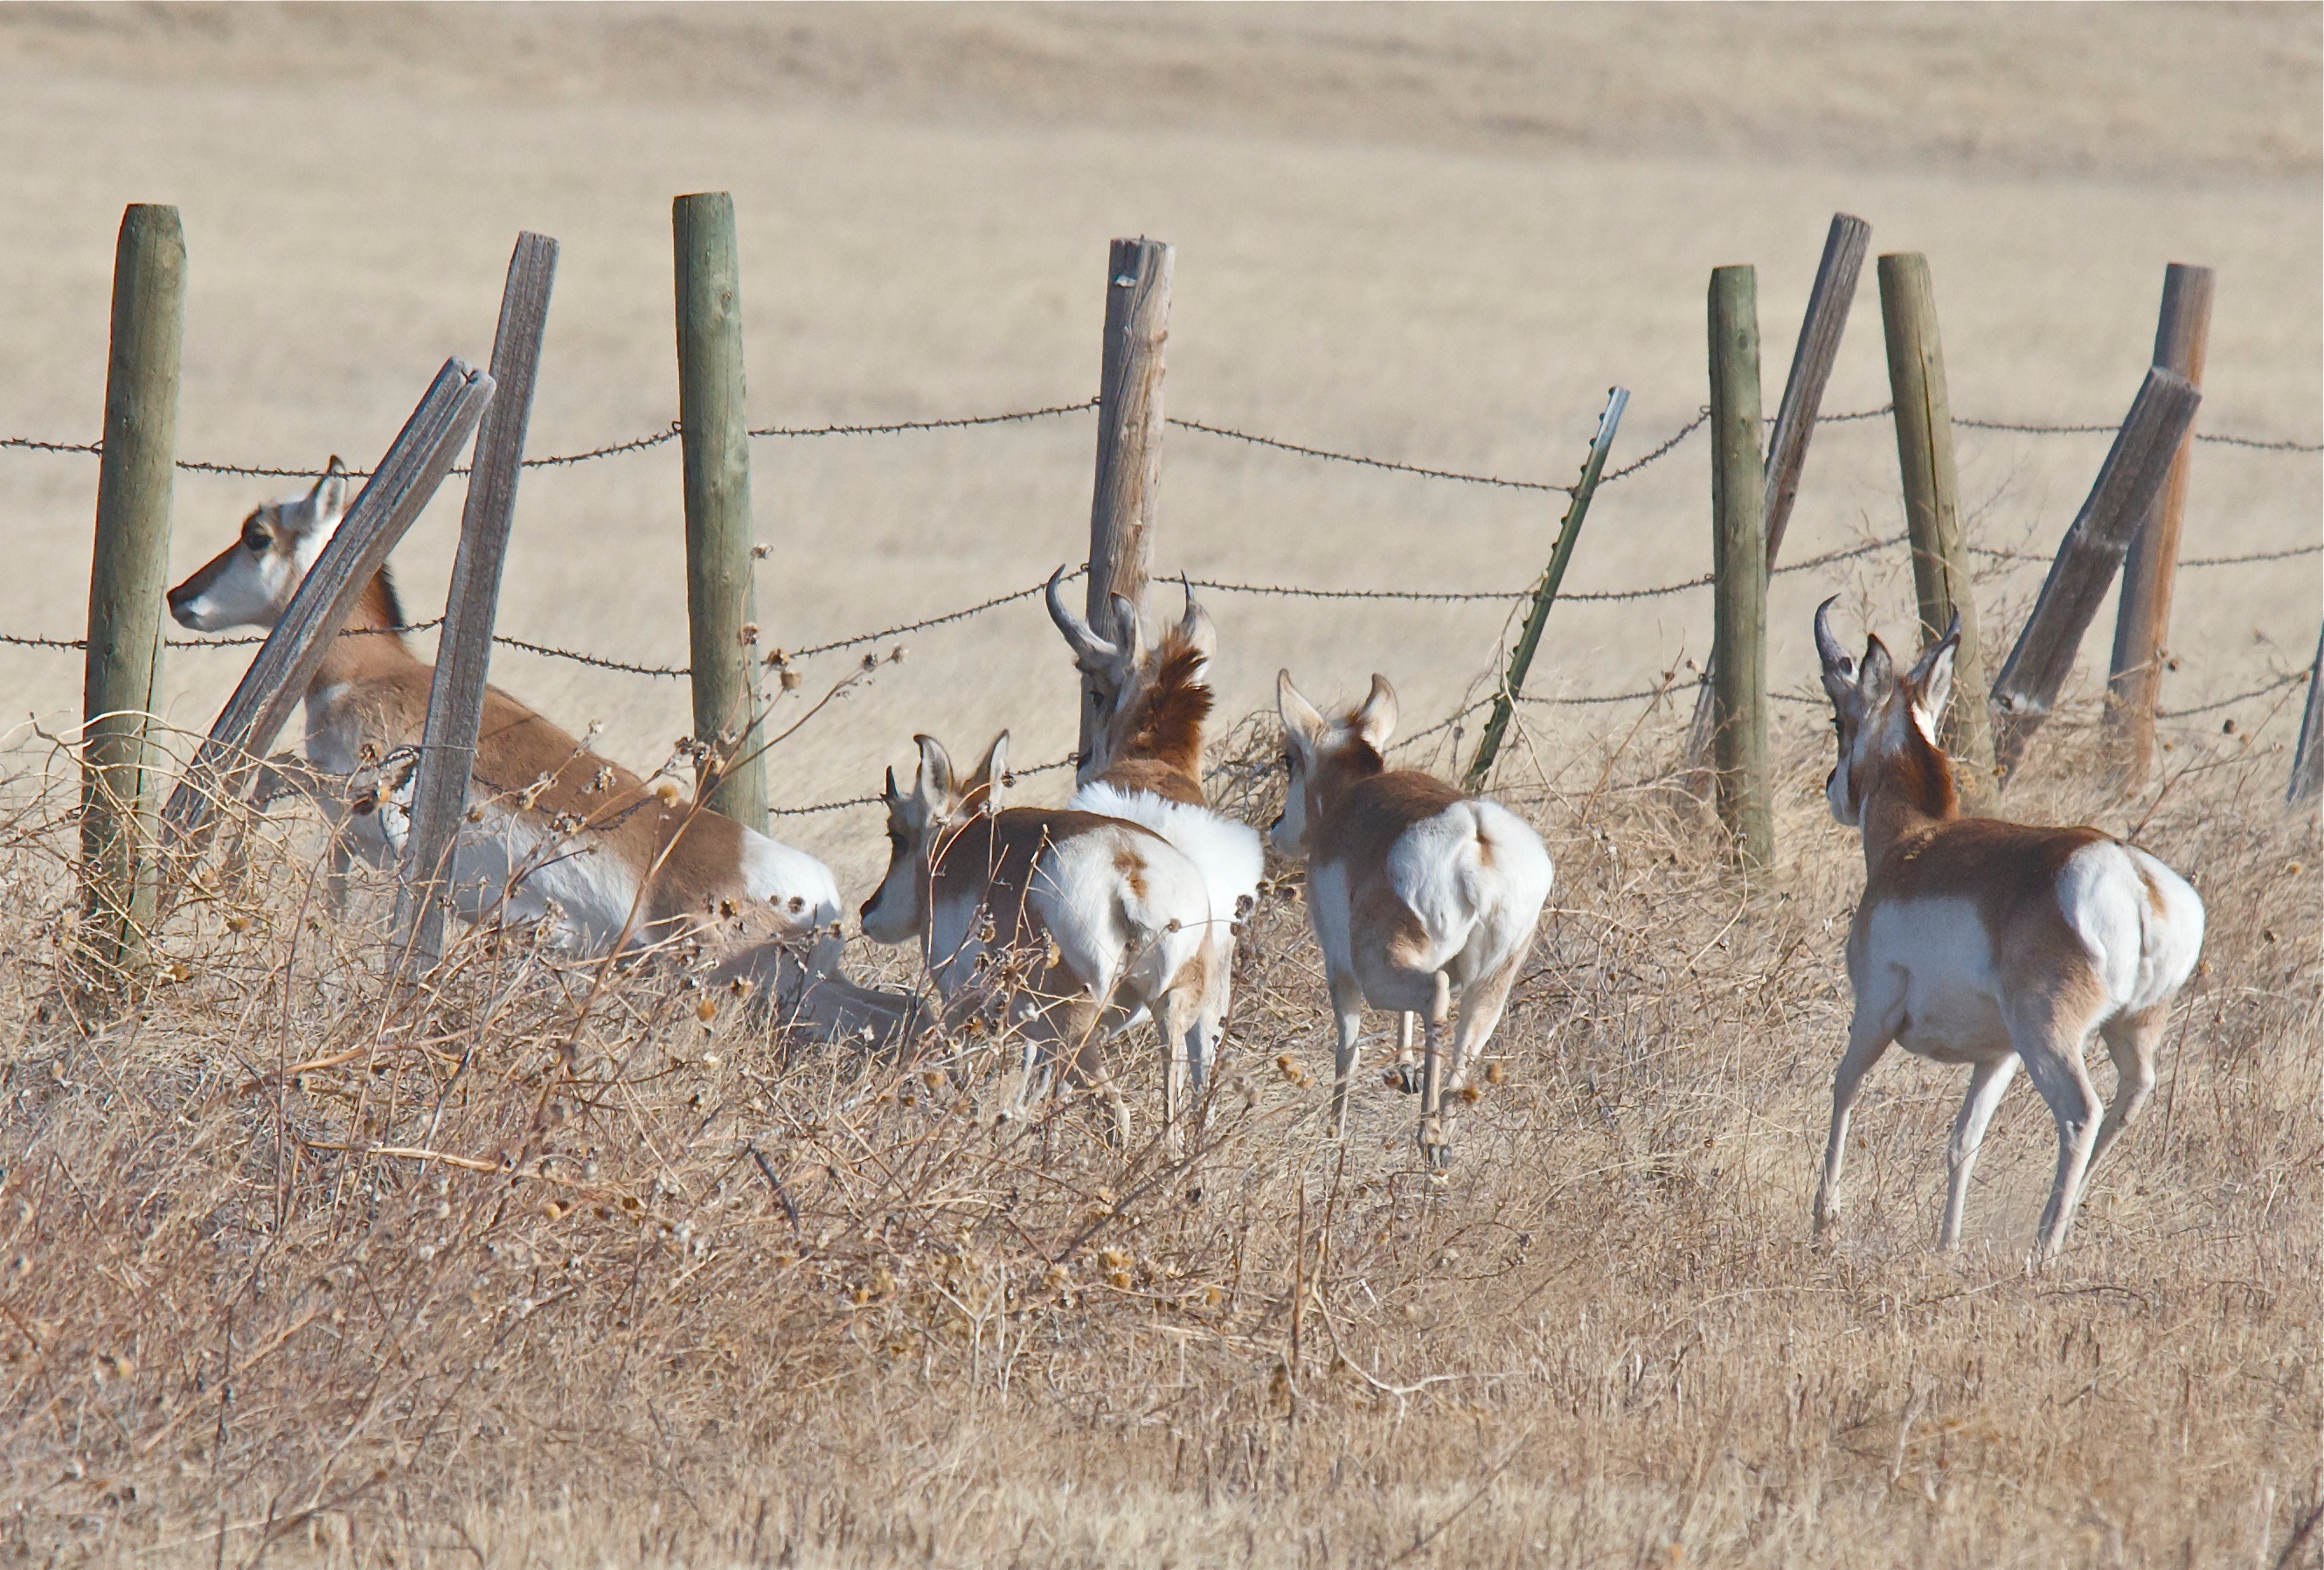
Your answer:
[3,395,2318,816]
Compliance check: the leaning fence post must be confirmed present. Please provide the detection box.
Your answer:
[395,233,558,969]
[1709,265,1772,871]
[1081,236,1172,764]
[2105,264,2215,786]
[2291,623,2324,808]
[80,203,185,993]
[160,359,496,880]
[1686,212,1872,764]
[1878,252,1996,797]
[674,191,767,830]
[1464,386,1627,792]
[1989,367,2203,778]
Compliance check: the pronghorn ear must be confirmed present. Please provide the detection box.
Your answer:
[962,731,1009,816]
[1276,669,1326,751]
[1905,612,1960,731]
[1857,634,1897,702]
[1107,593,1148,670]
[1045,566,1119,670]
[1355,675,1398,752]
[310,457,350,523]
[911,734,957,816]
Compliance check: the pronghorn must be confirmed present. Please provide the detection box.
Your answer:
[1812,600,2204,1260]
[166,459,843,959]
[1045,571,1265,1108]
[858,730,1215,1144]
[1273,671,1553,1164]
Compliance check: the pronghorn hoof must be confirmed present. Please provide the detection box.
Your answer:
[1384,1062,1423,1095]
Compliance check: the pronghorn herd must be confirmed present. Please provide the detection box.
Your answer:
[165,469,2208,1261]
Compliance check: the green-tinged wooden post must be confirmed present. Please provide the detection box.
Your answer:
[1464,386,1627,792]
[1709,266,1772,871]
[675,191,767,829]
[1878,252,1995,800]
[2105,263,2214,786]
[81,203,185,992]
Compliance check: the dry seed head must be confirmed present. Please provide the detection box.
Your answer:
[696,998,718,1024]
[1485,1060,1505,1086]
[654,778,683,805]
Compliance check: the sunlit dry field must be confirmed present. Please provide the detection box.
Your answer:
[0,5,2318,1565]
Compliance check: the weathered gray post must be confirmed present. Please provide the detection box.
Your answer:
[1990,368,2203,777]
[1709,265,1772,871]
[1080,237,1172,764]
[2105,263,2215,785]
[396,233,558,968]
[674,191,767,828]
[161,360,496,868]
[80,203,186,990]
[2291,624,2324,808]
[1878,252,1995,796]
[1684,212,1872,764]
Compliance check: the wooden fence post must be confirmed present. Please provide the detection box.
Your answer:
[2291,623,2324,808]
[1877,252,1996,797]
[2105,263,2215,785]
[1989,367,2203,776]
[160,359,496,869]
[1685,212,1872,762]
[674,191,767,829]
[395,233,558,969]
[1709,265,1772,871]
[1464,386,1627,792]
[80,203,185,991]
[1080,236,1172,766]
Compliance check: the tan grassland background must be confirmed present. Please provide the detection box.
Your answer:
[0,5,2318,1567]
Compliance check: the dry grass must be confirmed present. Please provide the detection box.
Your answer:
[0,676,2314,1568]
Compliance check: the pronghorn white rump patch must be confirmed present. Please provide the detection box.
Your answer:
[1070,781,1263,941]
[739,830,843,934]
[2055,841,2205,1017]
[1383,801,1554,978]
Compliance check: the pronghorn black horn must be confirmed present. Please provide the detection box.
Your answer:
[1814,597,1853,677]
[1044,566,1119,664]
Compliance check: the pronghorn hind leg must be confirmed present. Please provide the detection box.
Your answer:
[1416,972,1453,1170]
[1940,1054,2019,1250]
[2009,994,2106,1263]
[1155,981,1203,1157]
[1326,969,1365,1142]
[1814,1005,1898,1239]
[1444,954,1523,1094]
[2088,1003,2166,1178]
[1385,1011,1420,1094]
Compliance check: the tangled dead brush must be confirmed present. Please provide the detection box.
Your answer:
[0,686,2315,1567]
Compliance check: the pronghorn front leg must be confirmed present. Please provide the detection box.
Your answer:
[1814,1006,1897,1238]
[1384,1012,1420,1094]
[1940,1054,2019,1250]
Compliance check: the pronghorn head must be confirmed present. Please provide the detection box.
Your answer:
[1815,597,1960,828]
[1045,570,1217,782]
[1270,670,1397,857]
[167,459,354,632]
[859,730,1008,944]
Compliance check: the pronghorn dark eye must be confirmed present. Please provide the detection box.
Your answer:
[244,529,270,552]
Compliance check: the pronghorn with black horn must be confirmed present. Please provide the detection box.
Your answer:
[1272,670,1553,1164]
[858,730,1217,1146]
[1812,599,2203,1261]
[166,459,843,961]
[1045,570,1264,1108]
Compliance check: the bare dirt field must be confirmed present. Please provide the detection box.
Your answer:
[0,5,2317,1566]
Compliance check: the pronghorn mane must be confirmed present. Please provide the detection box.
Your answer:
[1328,712,1387,778]
[1116,636,1213,777]
[1877,682,1958,820]
[372,565,406,632]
